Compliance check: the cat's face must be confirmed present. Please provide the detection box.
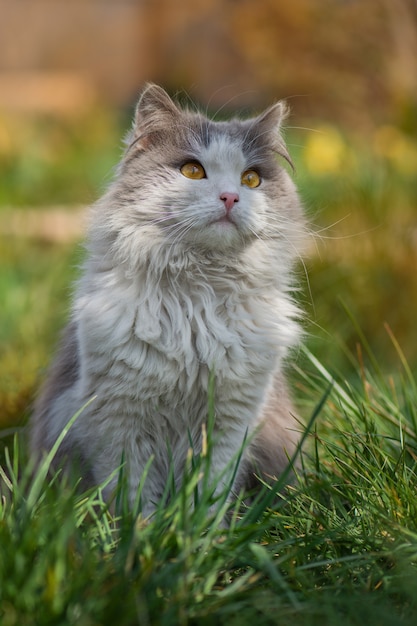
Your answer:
[113,84,302,255]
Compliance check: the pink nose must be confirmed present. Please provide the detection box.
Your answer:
[220,192,239,212]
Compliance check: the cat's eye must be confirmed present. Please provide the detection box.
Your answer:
[241,170,261,189]
[180,162,206,180]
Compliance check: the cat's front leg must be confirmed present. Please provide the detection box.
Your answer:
[205,415,253,504]
[96,454,164,518]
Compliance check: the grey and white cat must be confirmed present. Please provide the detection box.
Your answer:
[30,84,305,514]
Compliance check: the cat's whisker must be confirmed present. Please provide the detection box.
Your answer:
[285,125,321,134]
[270,226,314,312]
[167,224,199,250]
[162,215,199,241]
[246,225,263,242]
[209,89,256,120]
[146,214,175,225]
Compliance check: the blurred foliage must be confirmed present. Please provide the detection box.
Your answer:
[0,108,123,208]
[144,0,417,135]
[0,238,81,428]
[292,123,417,378]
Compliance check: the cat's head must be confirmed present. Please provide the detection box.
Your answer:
[110,84,303,256]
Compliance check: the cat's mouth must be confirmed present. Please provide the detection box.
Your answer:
[210,213,238,227]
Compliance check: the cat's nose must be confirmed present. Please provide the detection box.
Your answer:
[220,192,239,212]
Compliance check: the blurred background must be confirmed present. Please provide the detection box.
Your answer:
[1,0,417,428]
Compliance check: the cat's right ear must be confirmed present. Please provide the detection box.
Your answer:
[130,84,181,151]
[254,101,293,169]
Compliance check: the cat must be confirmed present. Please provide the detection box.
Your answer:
[30,83,305,515]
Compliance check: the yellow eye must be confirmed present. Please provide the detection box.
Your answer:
[180,162,206,180]
[241,170,261,189]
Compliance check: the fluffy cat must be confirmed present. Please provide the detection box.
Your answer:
[30,84,305,515]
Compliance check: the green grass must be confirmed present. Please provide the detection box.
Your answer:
[1,353,417,625]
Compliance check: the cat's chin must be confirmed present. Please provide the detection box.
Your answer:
[211,215,238,229]
[183,221,250,253]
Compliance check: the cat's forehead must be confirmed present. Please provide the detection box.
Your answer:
[191,131,246,170]
[183,114,266,167]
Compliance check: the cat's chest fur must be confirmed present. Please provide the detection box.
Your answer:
[76,254,287,425]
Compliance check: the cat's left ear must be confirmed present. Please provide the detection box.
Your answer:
[130,83,182,151]
[255,101,293,168]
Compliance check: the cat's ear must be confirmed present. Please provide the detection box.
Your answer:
[131,84,181,151]
[254,101,293,168]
